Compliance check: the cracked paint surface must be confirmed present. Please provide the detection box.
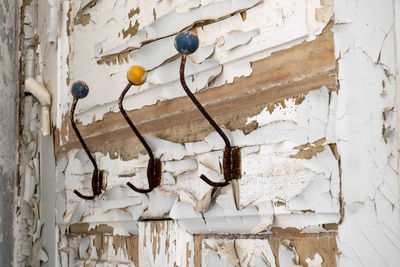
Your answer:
[35,0,400,265]
[58,86,340,237]
[59,0,332,128]
[52,1,339,243]
[334,0,400,265]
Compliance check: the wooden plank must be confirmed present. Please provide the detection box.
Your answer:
[112,235,139,267]
[194,235,203,267]
[138,220,195,267]
[55,23,335,160]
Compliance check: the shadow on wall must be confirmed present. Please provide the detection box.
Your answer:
[0,167,14,264]
[0,0,18,265]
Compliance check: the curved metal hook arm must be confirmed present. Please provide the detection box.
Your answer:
[73,191,95,200]
[127,183,154,193]
[70,98,103,199]
[127,158,161,194]
[73,170,104,200]
[119,83,161,193]
[179,56,231,149]
[199,174,229,187]
[179,55,234,187]
[71,98,98,170]
[118,83,155,161]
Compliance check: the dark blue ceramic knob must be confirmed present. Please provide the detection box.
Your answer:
[174,32,199,55]
[71,81,89,99]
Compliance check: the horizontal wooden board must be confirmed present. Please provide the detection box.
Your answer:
[55,23,335,160]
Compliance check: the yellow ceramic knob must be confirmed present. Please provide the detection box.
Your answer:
[127,65,147,85]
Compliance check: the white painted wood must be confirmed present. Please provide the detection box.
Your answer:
[334,0,400,265]
[30,0,400,265]
[65,0,331,126]
[139,220,194,267]
[40,135,57,267]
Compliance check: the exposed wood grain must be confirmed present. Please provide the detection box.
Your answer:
[55,23,335,160]
[112,235,139,267]
[67,223,139,266]
[289,234,338,267]
[69,223,114,235]
[194,235,203,267]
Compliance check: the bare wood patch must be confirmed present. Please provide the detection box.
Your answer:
[74,11,90,26]
[97,51,130,65]
[194,235,203,267]
[290,138,326,159]
[69,223,113,235]
[122,20,140,39]
[128,7,140,19]
[93,233,108,258]
[290,234,338,267]
[112,235,139,266]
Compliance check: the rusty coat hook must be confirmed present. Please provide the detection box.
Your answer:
[118,66,162,194]
[70,81,104,200]
[174,32,242,191]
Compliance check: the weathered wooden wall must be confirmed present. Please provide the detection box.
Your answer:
[52,1,341,265]
[65,221,339,266]
[16,0,400,266]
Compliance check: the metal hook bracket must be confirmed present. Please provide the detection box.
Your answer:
[127,158,162,193]
[200,146,242,187]
[73,170,104,200]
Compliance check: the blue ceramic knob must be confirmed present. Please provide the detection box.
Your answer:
[71,81,89,99]
[174,32,199,55]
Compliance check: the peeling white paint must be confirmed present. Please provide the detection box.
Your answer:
[62,0,332,126]
[306,253,323,267]
[47,0,59,43]
[223,29,259,51]
[139,220,194,267]
[202,238,277,267]
[279,240,301,267]
[20,0,398,265]
[14,0,56,265]
[59,86,340,235]
[19,0,400,265]
[334,0,400,266]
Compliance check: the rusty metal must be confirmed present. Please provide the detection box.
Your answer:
[179,55,242,187]
[73,170,104,200]
[70,97,104,199]
[119,82,162,193]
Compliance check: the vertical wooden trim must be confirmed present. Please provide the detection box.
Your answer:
[194,235,203,267]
